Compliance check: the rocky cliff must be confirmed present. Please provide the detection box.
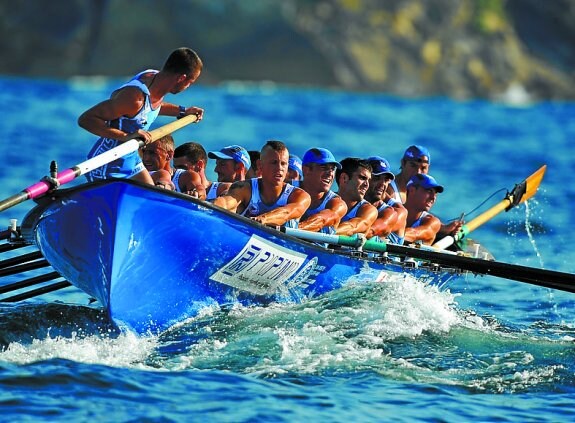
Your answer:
[1,0,574,101]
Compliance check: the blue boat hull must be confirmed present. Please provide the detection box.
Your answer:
[21,180,452,333]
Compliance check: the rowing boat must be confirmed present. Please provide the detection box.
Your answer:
[2,117,574,334]
[17,179,458,333]
[12,171,575,333]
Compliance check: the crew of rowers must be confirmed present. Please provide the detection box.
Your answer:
[142,137,462,247]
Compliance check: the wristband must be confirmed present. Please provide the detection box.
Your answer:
[178,105,186,119]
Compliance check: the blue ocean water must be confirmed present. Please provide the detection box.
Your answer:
[1,76,575,422]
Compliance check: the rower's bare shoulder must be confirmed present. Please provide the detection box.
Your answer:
[228,180,251,192]
[290,186,311,206]
[216,182,232,197]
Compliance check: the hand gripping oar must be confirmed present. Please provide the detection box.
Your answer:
[433,165,547,250]
[0,114,199,213]
[281,227,575,294]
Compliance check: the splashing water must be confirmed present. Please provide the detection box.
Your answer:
[0,330,159,369]
[524,200,545,268]
[146,275,464,374]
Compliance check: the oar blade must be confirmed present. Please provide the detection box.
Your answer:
[434,165,547,249]
[0,239,71,301]
[522,164,546,203]
[1,281,72,303]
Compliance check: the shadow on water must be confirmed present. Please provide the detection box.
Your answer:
[0,302,120,349]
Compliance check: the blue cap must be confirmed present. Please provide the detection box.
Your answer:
[208,145,251,169]
[302,148,342,169]
[403,145,431,164]
[288,155,303,177]
[365,156,394,179]
[406,174,444,193]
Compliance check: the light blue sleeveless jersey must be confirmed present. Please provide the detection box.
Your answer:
[241,179,299,228]
[86,69,161,181]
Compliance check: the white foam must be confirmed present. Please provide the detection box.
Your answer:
[0,330,158,369]
[162,274,463,374]
[0,275,465,374]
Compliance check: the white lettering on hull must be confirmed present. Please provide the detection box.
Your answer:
[210,235,309,295]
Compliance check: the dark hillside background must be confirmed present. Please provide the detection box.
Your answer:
[1,0,574,101]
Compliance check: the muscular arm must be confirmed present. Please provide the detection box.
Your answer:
[298,197,347,232]
[213,181,250,213]
[251,189,311,226]
[179,171,207,200]
[336,203,378,236]
[390,203,407,236]
[366,206,398,238]
[78,87,150,142]
[404,215,442,245]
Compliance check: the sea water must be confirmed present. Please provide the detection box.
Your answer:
[0,76,575,422]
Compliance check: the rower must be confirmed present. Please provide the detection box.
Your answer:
[173,142,230,201]
[214,140,311,228]
[285,154,303,182]
[245,150,262,179]
[208,145,251,183]
[364,156,406,245]
[334,158,378,237]
[142,134,205,199]
[79,47,204,185]
[297,148,347,234]
[387,144,463,240]
[403,173,444,246]
[386,144,430,204]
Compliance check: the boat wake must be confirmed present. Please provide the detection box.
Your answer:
[0,303,118,348]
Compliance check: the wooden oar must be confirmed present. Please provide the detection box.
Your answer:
[433,165,547,250]
[0,114,199,213]
[282,227,575,293]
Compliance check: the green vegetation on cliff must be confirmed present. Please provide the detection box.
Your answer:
[1,0,573,100]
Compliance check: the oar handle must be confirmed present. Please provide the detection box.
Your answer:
[149,114,198,141]
[72,114,199,180]
[433,235,455,251]
[282,227,453,255]
[433,203,508,251]
[282,228,386,252]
